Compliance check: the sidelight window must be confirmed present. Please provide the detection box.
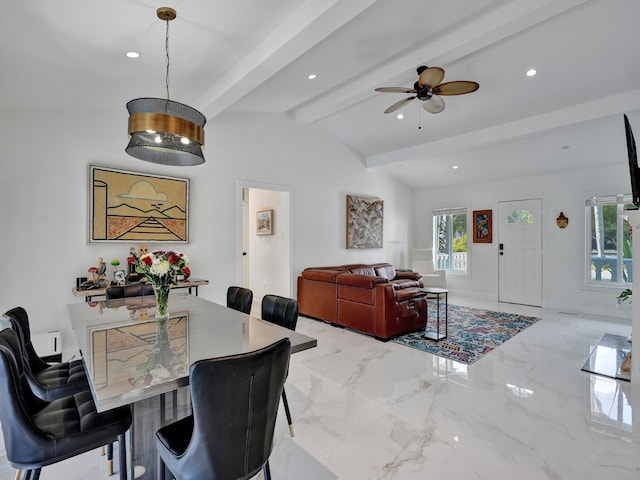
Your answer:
[585,195,633,287]
[433,207,468,274]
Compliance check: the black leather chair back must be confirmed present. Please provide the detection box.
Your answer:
[0,328,131,475]
[4,306,50,374]
[226,286,253,314]
[156,338,291,480]
[105,283,154,299]
[4,307,89,402]
[0,328,49,461]
[261,294,299,331]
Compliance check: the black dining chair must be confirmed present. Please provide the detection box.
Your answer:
[261,294,299,437]
[105,283,154,299]
[155,338,291,480]
[0,327,132,480]
[3,307,89,402]
[226,286,253,314]
[3,307,120,476]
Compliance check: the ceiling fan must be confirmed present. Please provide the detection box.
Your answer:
[375,66,479,114]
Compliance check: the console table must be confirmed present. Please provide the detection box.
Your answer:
[72,278,209,302]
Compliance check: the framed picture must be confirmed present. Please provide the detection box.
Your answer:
[257,209,274,235]
[346,194,383,249]
[88,165,189,243]
[114,270,126,284]
[473,209,492,243]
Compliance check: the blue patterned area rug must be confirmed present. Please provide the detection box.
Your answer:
[391,304,541,364]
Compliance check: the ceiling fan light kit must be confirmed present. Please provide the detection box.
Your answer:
[126,7,206,166]
[375,65,479,116]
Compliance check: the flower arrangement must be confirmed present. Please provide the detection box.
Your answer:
[128,249,189,318]
[128,250,189,287]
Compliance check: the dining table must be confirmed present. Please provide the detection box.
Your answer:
[67,291,317,480]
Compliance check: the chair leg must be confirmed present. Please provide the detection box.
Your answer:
[281,388,295,437]
[14,470,22,480]
[118,433,127,480]
[263,461,272,480]
[157,453,166,480]
[107,442,114,476]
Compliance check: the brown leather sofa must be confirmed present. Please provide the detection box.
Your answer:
[297,263,427,340]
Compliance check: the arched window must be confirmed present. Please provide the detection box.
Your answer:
[506,209,534,224]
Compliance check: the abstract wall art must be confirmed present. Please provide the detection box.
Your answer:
[346,194,383,249]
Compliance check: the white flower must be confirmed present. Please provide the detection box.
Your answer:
[151,259,171,276]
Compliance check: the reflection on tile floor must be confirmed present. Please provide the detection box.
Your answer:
[1,297,639,479]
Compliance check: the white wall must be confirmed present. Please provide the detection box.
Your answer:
[248,188,290,302]
[414,164,630,318]
[0,110,414,353]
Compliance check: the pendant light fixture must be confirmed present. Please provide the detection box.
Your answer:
[126,7,206,166]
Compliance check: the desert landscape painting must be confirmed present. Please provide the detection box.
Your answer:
[89,165,189,243]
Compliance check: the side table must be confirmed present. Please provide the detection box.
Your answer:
[421,287,448,341]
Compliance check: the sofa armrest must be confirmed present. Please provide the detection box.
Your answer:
[394,271,421,281]
[336,273,388,288]
[301,268,344,282]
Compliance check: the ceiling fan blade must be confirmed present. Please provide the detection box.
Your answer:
[435,81,479,96]
[418,67,445,88]
[375,87,416,93]
[384,96,416,114]
[422,95,445,114]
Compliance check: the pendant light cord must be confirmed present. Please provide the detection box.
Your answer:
[165,19,170,101]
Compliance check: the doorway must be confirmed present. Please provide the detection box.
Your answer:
[237,181,293,313]
[498,199,542,307]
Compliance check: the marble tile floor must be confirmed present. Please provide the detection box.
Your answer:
[1,296,639,479]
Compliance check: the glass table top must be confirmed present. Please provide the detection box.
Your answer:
[67,292,316,412]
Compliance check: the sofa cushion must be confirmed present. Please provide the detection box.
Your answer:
[346,265,377,276]
[373,264,396,280]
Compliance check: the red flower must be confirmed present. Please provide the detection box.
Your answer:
[127,256,135,265]
[182,267,191,279]
[168,252,180,264]
[142,256,153,266]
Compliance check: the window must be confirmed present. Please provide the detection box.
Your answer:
[433,207,468,274]
[506,209,534,224]
[585,195,633,286]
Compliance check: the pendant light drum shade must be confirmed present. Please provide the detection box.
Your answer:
[126,98,206,166]
[125,7,206,166]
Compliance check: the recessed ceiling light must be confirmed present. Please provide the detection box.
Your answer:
[126,51,140,58]
[307,74,317,80]
[562,145,570,150]
[452,165,459,169]
[396,113,404,120]
[526,68,537,77]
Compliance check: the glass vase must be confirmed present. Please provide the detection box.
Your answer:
[152,283,171,321]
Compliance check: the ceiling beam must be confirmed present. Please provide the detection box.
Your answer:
[293,0,591,124]
[366,89,640,168]
[193,0,381,121]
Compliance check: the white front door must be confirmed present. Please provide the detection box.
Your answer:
[498,199,542,306]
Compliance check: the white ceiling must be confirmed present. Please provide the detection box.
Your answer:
[2,0,640,189]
